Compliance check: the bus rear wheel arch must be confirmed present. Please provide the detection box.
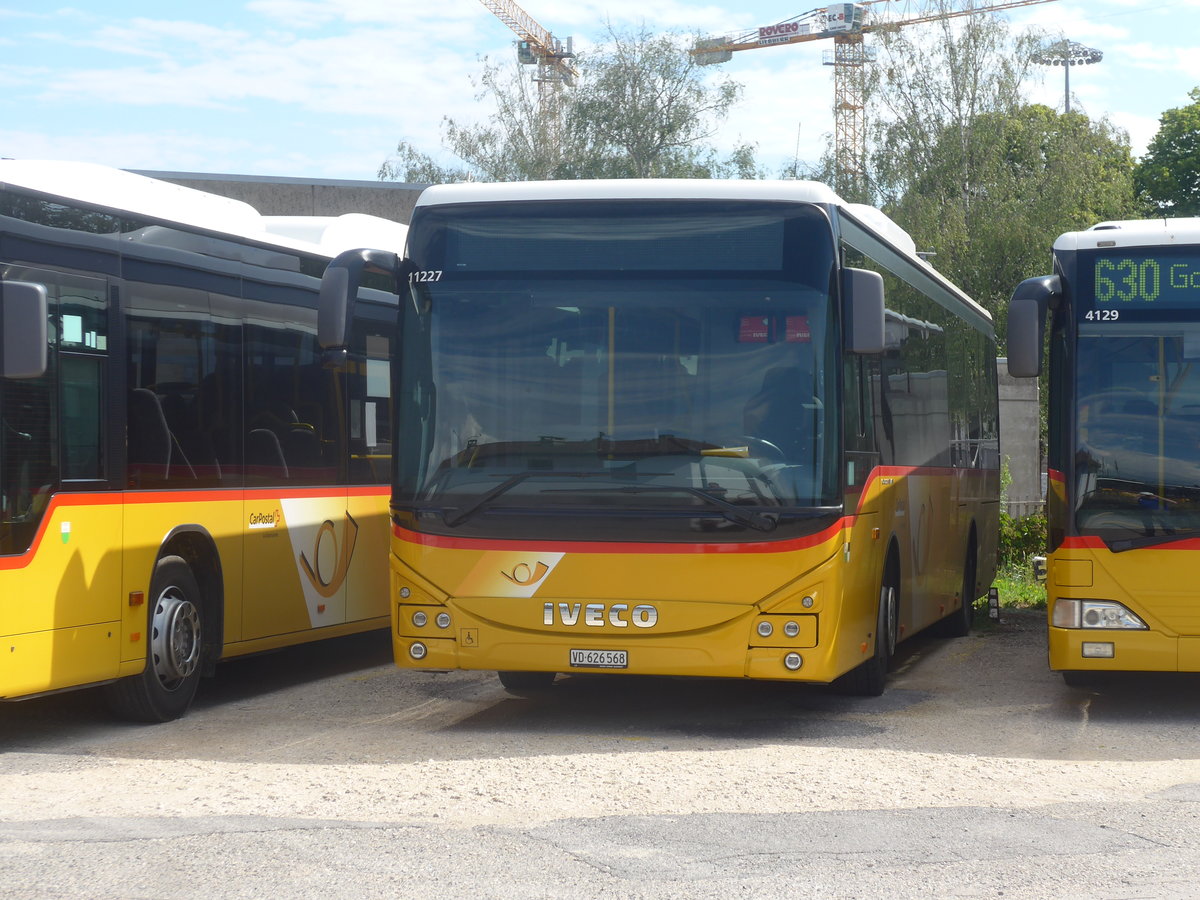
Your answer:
[938,527,978,639]
[104,555,206,722]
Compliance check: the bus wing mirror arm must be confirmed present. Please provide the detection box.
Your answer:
[1007,275,1060,378]
[318,248,401,353]
[843,267,885,354]
[1,280,48,379]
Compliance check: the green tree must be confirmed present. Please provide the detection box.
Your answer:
[864,10,1137,334]
[866,5,1040,211]
[891,105,1137,326]
[379,26,761,183]
[1135,87,1200,216]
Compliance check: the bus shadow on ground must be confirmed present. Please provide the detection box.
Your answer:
[0,629,393,748]
[1054,671,1200,723]
[443,666,931,747]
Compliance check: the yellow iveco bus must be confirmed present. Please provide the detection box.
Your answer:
[1,161,403,720]
[1008,217,1200,683]
[319,180,999,695]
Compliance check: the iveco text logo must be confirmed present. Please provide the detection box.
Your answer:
[543,602,659,628]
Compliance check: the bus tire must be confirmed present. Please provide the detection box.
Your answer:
[497,670,556,693]
[836,553,899,697]
[939,534,978,638]
[1061,670,1099,689]
[104,556,205,723]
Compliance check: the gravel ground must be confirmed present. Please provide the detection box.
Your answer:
[3,611,1200,899]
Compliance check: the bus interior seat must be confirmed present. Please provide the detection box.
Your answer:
[128,387,195,481]
[743,366,813,459]
[247,427,289,479]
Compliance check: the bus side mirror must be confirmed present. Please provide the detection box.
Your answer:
[1,280,48,379]
[843,267,885,354]
[318,248,399,354]
[1007,275,1060,378]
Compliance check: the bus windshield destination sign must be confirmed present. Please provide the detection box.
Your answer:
[1083,251,1200,320]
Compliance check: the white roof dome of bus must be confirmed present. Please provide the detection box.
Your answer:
[262,214,409,255]
[0,159,263,235]
[1055,217,1200,250]
[415,178,847,207]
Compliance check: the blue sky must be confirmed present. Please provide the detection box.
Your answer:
[1,1,1197,182]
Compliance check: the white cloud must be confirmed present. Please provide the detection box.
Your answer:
[0,128,256,173]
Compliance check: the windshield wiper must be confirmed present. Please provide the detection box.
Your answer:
[441,471,616,528]
[543,484,778,532]
[440,472,778,532]
[1106,530,1199,553]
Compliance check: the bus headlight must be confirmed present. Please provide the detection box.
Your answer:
[1053,599,1148,630]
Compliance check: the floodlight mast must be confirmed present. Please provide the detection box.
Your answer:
[1031,38,1103,114]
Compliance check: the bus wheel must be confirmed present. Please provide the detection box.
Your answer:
[497,671,556,694]
[940,536,978,638]
[104,556,205,723]
[1061,670,1100,689]
[836,560,899,697]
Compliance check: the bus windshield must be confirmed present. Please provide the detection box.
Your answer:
[1074,326,1200,545]
[396,200,841,543]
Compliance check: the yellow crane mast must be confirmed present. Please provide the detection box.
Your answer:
[477,0,578,106]
[694,0,1059,190]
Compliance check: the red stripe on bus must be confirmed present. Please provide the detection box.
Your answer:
[1061,535,1200,551]
[393,519,851,555]
[0,484,388,570]
[392,463,995,555]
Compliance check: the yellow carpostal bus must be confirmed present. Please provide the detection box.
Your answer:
[0,161,403,720]
[319,180,999,695]
[1008,217,1200,684]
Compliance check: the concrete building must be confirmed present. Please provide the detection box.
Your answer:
[998,358,1043,517]
[136,170,427,224]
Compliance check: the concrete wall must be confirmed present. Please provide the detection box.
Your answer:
[998,357,1043,517]
[134,170,428,224]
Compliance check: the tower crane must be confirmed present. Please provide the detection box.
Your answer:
[477,0,578,109]
[694,1,1060,190]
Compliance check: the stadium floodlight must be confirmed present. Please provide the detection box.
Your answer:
[1032,39,1104,114]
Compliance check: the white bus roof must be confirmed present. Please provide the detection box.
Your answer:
[1054,217,1200,251]
[414,179,921,261]
[0,159,407,258]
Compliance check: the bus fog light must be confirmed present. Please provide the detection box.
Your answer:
[409,641,428,660]
[801,596,814,608]
[399,587,411,599]
[757,621,774,638]
[435,612,451,629]
[1082,642,1115,659]
[784,652,803,671]
[784,620,800,638]
[412,611,427,627]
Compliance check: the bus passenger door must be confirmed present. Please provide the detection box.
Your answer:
[242,322,351,637]
[343,316,393,624]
